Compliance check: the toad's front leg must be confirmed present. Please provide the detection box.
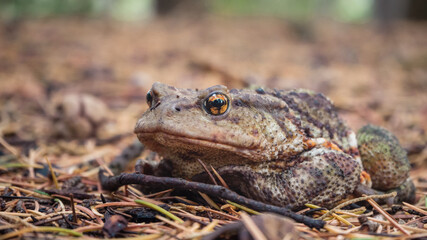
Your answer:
[135,158,173,177]
[194,147,362,209]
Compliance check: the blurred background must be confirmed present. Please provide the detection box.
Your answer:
[0,0,426,170]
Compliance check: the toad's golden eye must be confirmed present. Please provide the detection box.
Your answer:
[203,92,229,115]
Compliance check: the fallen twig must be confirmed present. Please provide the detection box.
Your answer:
[98,169,325,229]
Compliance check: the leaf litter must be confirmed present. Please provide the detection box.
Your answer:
[0,17,426,239]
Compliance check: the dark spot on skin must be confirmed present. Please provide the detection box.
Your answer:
[303,127,312,137]
[175,107,181,112]
[232,99,246,107]
[187,151,203,157]
[324,123,334,139]
[270,114,289,137]
[251,129,259,136]
[296,92,311,100]
[331,140,344,152]
[230,89,239,94]
[347,147,360,157]
[56,104,64,113]
[258,112,266,121]
[228,116,240,124]
[284,112,301,128]
[274,155,310,170]
[255,88,265,94]
[308,167,323,178]
[176,95,179,98]
[177,154,196,161]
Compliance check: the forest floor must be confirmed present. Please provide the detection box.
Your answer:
[0,16,426,239]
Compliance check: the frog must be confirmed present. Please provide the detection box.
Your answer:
[134,82,415,209]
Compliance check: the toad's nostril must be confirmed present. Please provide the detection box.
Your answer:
[175,107,181,112]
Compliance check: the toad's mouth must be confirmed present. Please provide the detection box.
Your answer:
[135,130,258,155]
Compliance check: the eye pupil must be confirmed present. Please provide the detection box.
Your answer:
[203,92,229,115]
[212,99,224,107]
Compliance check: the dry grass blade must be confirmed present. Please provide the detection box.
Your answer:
[0,224,20,231]
[240,212,267,240]
[198,192,221,210]
[200,219,219,233]
[51,194,83,203]
[155,215,188,232]
[323,225,361,235]
[46,157,59,189]
[0,177,38,188]
[210,166,230,189]
[318,191,397,220]
[0,226,83,239]
[143,188,174,198]
[0,212,34,228]
[197,159,218,185]
[107,234,163,240]
[225,200,261,215]
[406,232,427,239]
[173,203,240,221]
[75,205,103,224]
[134,199,184,223]
[9,187,51,198]
[403,202,427,216]
[404,215,427,226]
[366,197,411,236]
[0,136,19,156]
[331,213,353,227]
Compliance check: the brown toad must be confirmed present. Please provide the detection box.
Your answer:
[134,82,415,209]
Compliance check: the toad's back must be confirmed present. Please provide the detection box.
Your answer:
[234,87,358,157]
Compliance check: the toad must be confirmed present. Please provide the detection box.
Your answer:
[134,82,415,209]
